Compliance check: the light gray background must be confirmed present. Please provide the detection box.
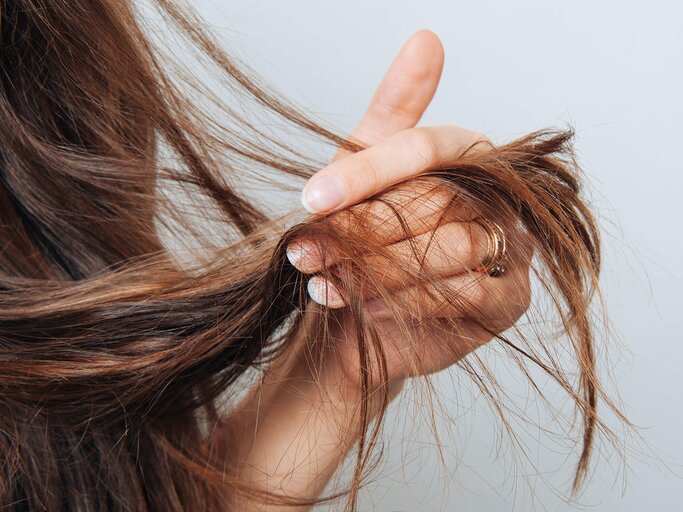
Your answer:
[188,1,682,510]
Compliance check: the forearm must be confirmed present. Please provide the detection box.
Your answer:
[232,357,363,510]
[213,329,404,510]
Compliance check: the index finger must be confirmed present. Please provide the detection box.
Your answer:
[332,29,445,162]
[302,125,491,214]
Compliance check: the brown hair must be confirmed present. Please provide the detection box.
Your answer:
[0,0,628,510]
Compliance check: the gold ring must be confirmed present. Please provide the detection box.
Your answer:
[475,219,507,276]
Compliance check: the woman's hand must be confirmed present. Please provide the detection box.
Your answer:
[224,30,531,510]
[287,125,533,386]
[286,39,533,389]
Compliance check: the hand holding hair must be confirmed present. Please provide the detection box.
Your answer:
[284,30,532,383]
[0,3,630,511]
[231,32,537,509]
[201,29,610,509]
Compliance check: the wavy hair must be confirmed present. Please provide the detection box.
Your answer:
[0,1,628,510]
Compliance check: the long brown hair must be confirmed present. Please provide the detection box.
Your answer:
[0,0,628,510]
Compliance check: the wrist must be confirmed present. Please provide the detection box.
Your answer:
[284,342,407,424]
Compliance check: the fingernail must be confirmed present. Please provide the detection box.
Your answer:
[307,276,346,308]
[285,242,305,267]
[286,241,316,270]
[301,174,347,213]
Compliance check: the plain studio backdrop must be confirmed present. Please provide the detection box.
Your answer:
[176,1,681,510]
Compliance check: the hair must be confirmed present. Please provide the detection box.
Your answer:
[0,0,629,510]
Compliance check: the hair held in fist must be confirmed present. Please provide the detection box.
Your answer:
[0,1,629,510]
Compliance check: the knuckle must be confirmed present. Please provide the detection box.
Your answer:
[429,184,457,208]
[464,131,493,155]
[472,130,492,146]
[455,277,486,308]
[447,223,477,265]
[355,153,383,195]
[408,127,439,164]
[471,281,488,306]
[442,124,491,147]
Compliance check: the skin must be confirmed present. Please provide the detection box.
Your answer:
[222,29,532,510]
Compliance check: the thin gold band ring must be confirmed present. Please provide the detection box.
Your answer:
[475,219,507,277]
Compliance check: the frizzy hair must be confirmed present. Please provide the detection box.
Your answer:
[0,0,628,510]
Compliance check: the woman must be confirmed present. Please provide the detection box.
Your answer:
[0,1,625,510]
